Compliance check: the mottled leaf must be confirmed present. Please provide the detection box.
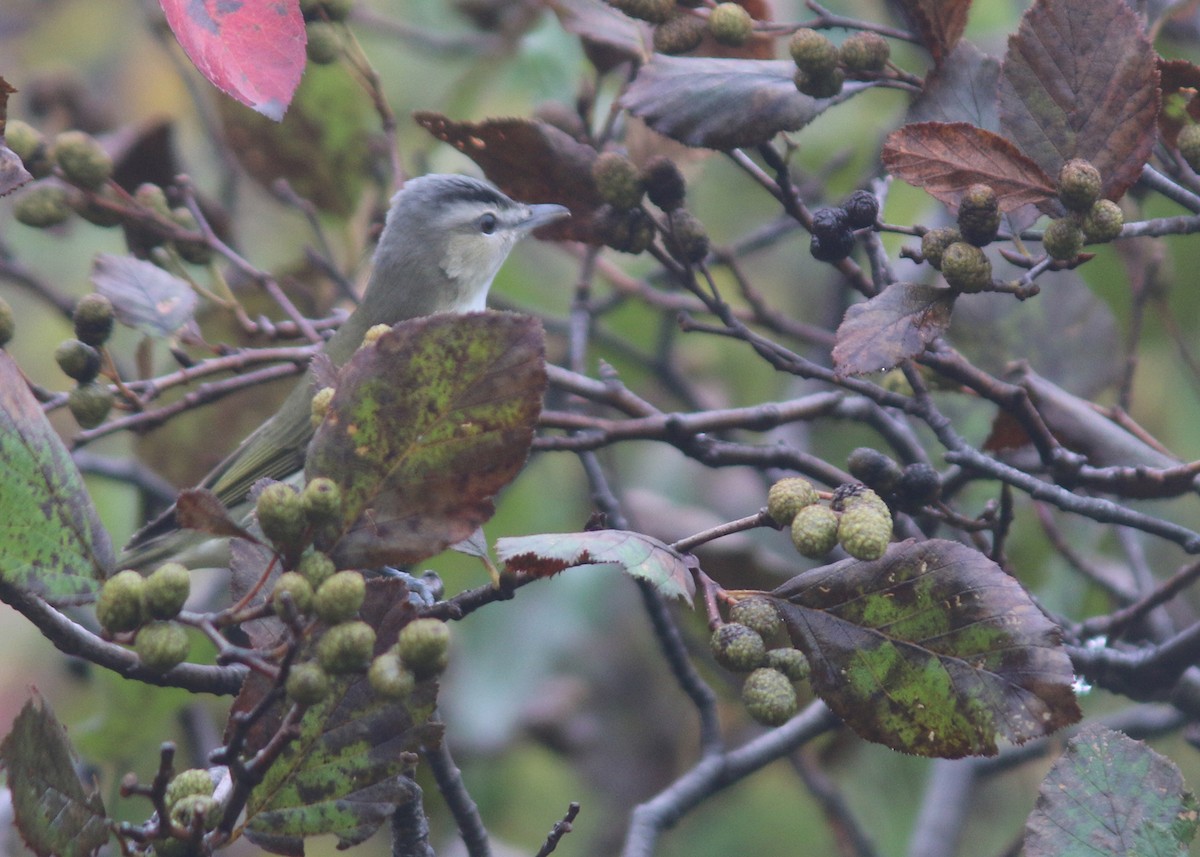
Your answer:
[832,282,956,376]
[496,530,694,603]
[0,352,112,596]
[175,488,259,543]
[90,253,198,339]
[882,122,1056,212]
[908,41,1000,132]
[772,539,1081,758]
[306,312,545,570]
[894,0,972,66]
[620,55,871,151]
[998,0,1159,201]
[241,580,441,854]
[0,694,110,857]
[158,0,305,120]
[1025,724,1199,857]
[217,64,372,217]
[416,112,598,243]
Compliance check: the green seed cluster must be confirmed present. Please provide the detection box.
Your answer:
[766,477,895,561]
[1041,158,1124,260]
[1179,124,1200,172]
[940,241,992,293]
[956,183,1000,247]
[708,594,812,727]
[708,3,753,46]
[790,28,891,98]
[95,563,195,673]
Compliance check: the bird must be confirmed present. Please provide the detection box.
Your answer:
[122,173,569,571]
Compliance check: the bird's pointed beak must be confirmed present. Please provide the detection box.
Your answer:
[522,203,571,232]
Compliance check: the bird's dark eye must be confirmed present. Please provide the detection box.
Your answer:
[478,212,498,234]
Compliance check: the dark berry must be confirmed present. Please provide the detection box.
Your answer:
[843,190,879,229]
[810,229,855,262]
[894,463,941,513]
[810,207,848,240]
[846,447,902,493]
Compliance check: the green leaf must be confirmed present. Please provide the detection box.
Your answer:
[0,694,110,857]
[306,312,546,570]
[496,530,695,604]
[1025,724,1200,857]
[241,580,442,854]
[771,539,1081,758]
[832,282,956,376]
[998,0,1159,202]
[0,351,112,596]
[91,253,198,339]
[620,55,871,151]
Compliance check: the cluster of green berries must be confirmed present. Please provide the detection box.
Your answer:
[710,596,810,725]
[9,124,113,229]
[809,190,879,262]
[611,2,756,52]
[921,228,991,294]
[249,471,449,707]
[766,476,894,561]
[1040,159,1124,261]
[58,293,116,429]
[790,29,890,99]
[160,767,220,841]
[95,562,192,672]
[845,447,941,514]
[286,616,450,707]
[592,153,707,261]
[7,120,215,265]
[1179,124,1200,173]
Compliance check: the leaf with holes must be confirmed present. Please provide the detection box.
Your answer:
[0,352,113,597]
[238,579,441,855]
[883,122,1056,213]
[1,694,110,857]
[894,0,972,66]
[621,55,871,151]
[306,312,545,570]
[158,0,305,120]
[1025,724,1199,856]
[998,0,1159,202]
[496,530,694,604]
[416,112,597,244]
[91,253,198,339]
[832,282,956,376]
[771,539,1081,758]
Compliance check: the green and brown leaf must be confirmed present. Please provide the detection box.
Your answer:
[0,351,113,596]
[306,312,546,570]
[832,282,956,376]
[771,539,1081,758]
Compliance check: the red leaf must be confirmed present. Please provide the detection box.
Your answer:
[883,122,1056,213]
[894,0,972,66]
[998,0,1159,202]
[158,0,306,121]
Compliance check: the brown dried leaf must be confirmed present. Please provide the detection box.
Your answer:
[883,122,1055,213]
[175,488,259,543]
[832,282,956,376]
[546,0,648,67]
[415,112,599,243]
[998,0,1159,201]
[894,0,972,66]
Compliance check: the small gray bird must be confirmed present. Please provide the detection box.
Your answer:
[123,174,568,570]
